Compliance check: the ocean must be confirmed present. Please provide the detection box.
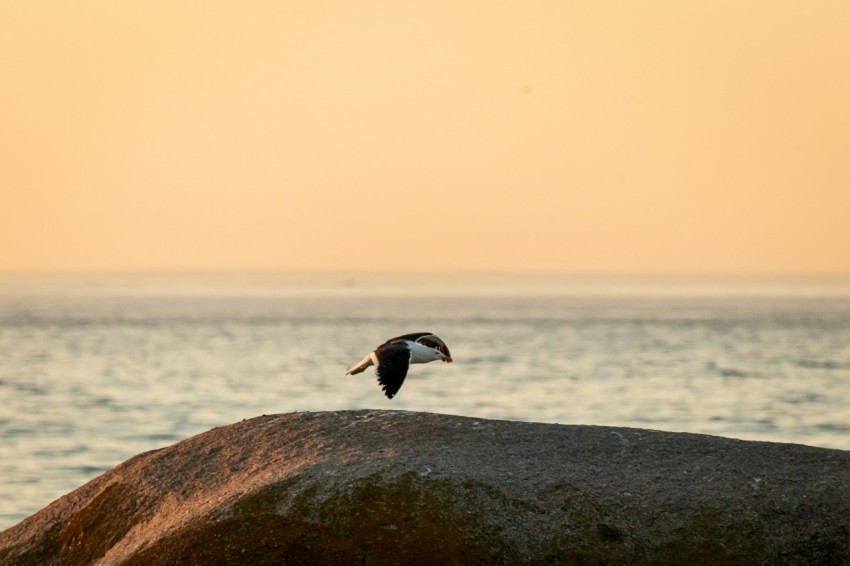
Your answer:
[1,273,849,530]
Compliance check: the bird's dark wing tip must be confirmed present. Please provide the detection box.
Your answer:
[374,343,411,399]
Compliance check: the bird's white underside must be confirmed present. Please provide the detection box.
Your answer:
[406,341,444,364]
[346,340,444,375]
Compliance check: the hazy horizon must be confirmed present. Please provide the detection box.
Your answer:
[3,271,850,299]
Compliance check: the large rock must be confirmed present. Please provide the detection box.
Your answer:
[1,410,849,565]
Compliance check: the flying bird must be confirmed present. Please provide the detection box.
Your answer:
[346,332,453,399]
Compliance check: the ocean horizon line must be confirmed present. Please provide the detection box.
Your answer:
[2,271,850,298]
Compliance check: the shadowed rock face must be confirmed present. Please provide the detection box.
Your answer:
[1,410,849,565]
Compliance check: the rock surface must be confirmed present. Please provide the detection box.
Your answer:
[1,410,849,565]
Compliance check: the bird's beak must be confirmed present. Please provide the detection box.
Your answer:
[443,356,453,363]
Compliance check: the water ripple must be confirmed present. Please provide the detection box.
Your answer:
[1,290,849,529]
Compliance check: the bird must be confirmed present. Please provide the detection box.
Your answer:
[346,332,453,399]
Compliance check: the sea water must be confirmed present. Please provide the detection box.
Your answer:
[1,273,849,529]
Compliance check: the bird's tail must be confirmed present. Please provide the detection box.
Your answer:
[346,353,374,375]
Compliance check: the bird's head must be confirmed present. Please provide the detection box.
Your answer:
[416,334,452,363]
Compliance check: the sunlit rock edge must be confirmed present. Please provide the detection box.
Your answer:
[1,410,848,565]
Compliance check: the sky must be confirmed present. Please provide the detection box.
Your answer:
[2,1,849,274]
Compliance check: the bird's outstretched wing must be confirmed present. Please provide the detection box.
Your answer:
[374,342,412,399]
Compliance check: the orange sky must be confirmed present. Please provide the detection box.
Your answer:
[2,1,848,273]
